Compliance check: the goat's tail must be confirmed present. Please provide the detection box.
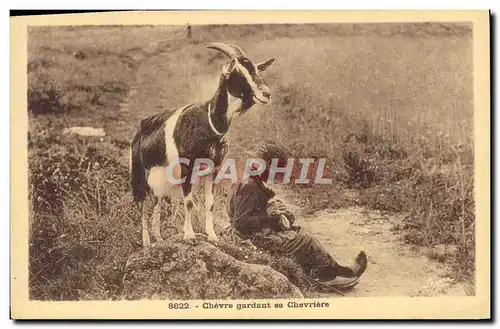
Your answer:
[130,131,148,203]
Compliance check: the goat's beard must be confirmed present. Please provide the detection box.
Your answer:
[234,98,255,116]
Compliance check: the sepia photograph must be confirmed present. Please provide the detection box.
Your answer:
[10,10,490,320]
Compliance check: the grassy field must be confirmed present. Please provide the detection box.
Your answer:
[27,23,474,300]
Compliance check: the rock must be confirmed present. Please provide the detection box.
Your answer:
[72,51,86,60]
[63,126,106,137]
[421,277,454,296]
[121,234,303,300]
[446,244,458,255]
[427,244,459,258]
[434,244,446,257]
[355,227,371,234]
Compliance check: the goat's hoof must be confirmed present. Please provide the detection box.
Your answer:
[184,238,198,246]
[183,233,197,245]
[207,235,219,245]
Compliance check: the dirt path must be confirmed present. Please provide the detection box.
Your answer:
[271,185,473,297]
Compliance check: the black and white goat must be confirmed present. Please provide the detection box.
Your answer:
[130,42,276,246]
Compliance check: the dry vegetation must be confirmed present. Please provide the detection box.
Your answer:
[27,23,474,300]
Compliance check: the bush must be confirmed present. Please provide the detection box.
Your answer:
[28,131,139,300]
[28,131,128,215]
[28,71,69,115]
[27,45,131,116]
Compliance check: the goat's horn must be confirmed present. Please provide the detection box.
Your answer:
[206,42,238,59]
[229,44,246,58]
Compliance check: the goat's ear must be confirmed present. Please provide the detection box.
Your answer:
[256,58,275,72]
[222,59,237,77]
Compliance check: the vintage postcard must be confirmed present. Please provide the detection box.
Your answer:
[10,10,490,320]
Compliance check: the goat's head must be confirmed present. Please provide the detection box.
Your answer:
[207,42,275,112]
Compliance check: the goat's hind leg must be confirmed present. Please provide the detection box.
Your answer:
[151,196,164,242]
[140,194,156,247]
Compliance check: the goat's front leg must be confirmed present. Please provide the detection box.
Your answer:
[204,175,219,242]
[182,184,197,243]
[204,175,218,243]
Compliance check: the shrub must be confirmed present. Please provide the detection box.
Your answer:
[28,131,138,300]
[28,71,69,115]
[28,131,128,216]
